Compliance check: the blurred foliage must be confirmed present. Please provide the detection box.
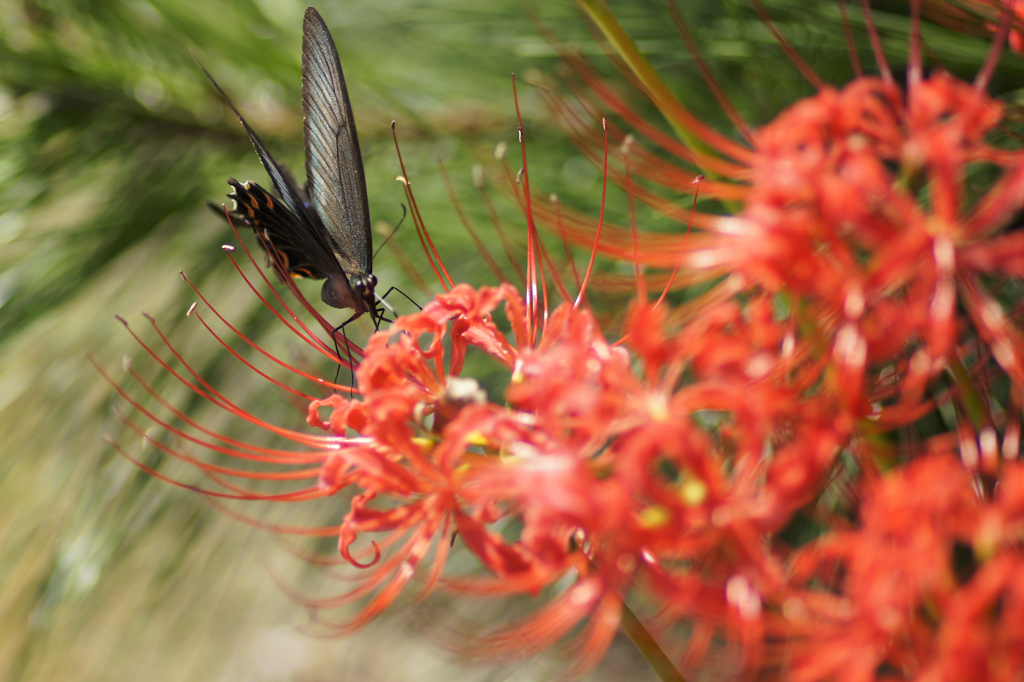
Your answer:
[2,0,1023,680]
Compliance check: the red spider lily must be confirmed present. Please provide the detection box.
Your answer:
[541,0,1024,449]
[788,455,1024,682]
[734,70,1024,424]
[102,1,1024,680]
[305,284,852,674]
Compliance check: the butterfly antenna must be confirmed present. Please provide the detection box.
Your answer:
[373,205,407,261]
[378,286,421,312]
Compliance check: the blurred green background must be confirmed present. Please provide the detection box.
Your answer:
[2,0,1022,680]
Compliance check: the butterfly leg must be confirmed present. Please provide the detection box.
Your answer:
[330,311,363,398]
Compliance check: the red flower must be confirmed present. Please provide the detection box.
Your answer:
[790,456,1024,682]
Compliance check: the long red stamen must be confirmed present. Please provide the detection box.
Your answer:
[221,249,331,356]
[553,195,583,292]
[527,198,724,275]
[219,206,339,354]
[621,135,647,302]
[438,160,507,282]
[534,228,571,304]
[190,261,359,376]
[512,73,543,344]
[220,212,364,369]
[392,122,454,291]
[183,273,343,393]
[838,0,863,77]
[909,0,923,93]
[190,308,330,398]
[656,175,703,308]
[665,0,753,142]
[111,318,346,447]
[976,0,1015,92]
[499,146,571,316]
[103,437,313,501]
[477,160,528,286]
[114,408,323,485]
[860,0,894,84]
[575,118,610,309]
[752,0,825,89]
[95,355,335,461]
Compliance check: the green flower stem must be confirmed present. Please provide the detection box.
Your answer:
[947,354,990,429]
[618,595,688,682]
[580,548,685,681]
[576,0,713,161]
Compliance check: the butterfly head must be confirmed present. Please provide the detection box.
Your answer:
[352,272,378,314]
[320,271,377,320]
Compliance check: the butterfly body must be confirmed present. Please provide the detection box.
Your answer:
[206,7,377,321]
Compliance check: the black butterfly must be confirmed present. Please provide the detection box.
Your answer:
[203,6,377,325]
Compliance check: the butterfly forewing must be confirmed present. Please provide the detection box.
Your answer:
[202,7,375,318]
[301,7,373,276]
[197,62,310,221]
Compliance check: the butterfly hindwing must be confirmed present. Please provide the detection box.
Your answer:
[225,178,335,281]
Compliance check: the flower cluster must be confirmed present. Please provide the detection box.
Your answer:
[789,455,1024,681]
[734,71,1024,434]
[108,3,1024,680]
[305,281,844,672]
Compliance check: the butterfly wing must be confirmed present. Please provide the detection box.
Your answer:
[301,7,373,278]
[199,56,367,313]
[196,60,311,221]
[223,179,329,279]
